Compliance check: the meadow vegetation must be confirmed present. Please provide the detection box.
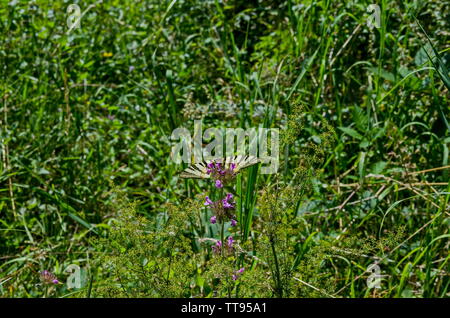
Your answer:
[0,0,449,298]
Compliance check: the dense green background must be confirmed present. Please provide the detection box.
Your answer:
[0,0,449,297]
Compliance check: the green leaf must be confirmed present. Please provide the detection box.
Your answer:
[359,139,370,149]
[414,44,435,67]
[352,106,368,132]
[338,127,363,140]
[415,17,450,132]
[370,161,387,174]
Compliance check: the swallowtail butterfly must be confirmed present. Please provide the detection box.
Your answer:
[179,155,260,179]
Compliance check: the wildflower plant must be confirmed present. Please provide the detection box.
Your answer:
[204,193,237,224]
[36,270,60,298]
[211,236,235,255]
[39,270,59,285]
[202,159,241,254]
[180,156,261,296]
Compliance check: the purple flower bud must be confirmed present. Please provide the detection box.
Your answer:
[211,240,222,254]
[210,215,217,224]
[215,180,223,188]
[227,236,234,248]
[40,270,58,285]
[223,200,233,209]
[230,219,237,227]
[230,163,236,171]
[232,267,245,281]
[204,196,213,206]
[222,193,234,209]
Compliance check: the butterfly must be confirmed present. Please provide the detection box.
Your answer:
[179,155,260,179]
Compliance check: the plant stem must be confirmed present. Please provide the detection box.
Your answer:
[270,237,283,297]
[219,187,224,255]
[221,220,225,256]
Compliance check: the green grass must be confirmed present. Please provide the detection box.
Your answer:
[0,0,449,298]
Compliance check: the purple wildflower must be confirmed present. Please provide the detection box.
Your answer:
[40,270,59,285]
[211,240,222,254]
[204,194,236,224]
[211,237,236,256]
[222,193,234,209]
[204,196,213,206]
[210,215,217,224]
[205,159,238,187]
[227,236,234,248]
[223,201,233,209]
[232,267,245,281]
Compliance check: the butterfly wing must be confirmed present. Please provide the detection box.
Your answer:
[179,162,210,179]
[233,155,260,171]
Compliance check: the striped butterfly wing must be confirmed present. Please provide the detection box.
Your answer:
[179,155,260,179]
[232,155,260,172]
[179,162,210,179]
